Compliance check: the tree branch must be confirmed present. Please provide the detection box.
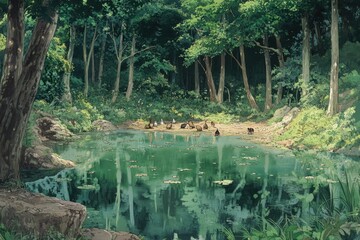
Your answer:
[254,41,281,56]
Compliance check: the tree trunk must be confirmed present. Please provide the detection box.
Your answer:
[263,34,272,111]
[203,56,217,102]
[194,60,200,94]
[217,53,225,103]
[275,35,285,104]
[91,45,95,84]
[126,34,136,100]
[0,0,58,182]
[83,24,97,98]
[302,13,311,98]
[239,45,259,110]
[111,25,124,103]
[327,0,339,115]
[62,25,76,104]
[98,34,107,88]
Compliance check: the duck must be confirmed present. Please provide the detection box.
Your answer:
[203,121,208,130]
[188,120,195,129]
[160,119,164,125]
[154,121,158,127]
[166,122,172,129]
[211,121,216,128]
[145,119,154,129]
[172,118,176,124]
[180,123,188,129]
[214,128,220,136]
[247,127,254,135]
[195,125,202,131]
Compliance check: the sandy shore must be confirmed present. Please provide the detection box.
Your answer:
[119,120,288,149]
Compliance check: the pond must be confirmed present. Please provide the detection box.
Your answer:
[24,130,360,239]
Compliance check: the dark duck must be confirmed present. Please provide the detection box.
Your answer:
[203,121,208,130]
[247,127,254,135]
[214,128,220,136]
[188,120,195,129]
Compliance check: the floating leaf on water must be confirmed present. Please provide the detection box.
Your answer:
[163,180,181,184]
[172,175,178,178]
[128,160,137,163]
[242,156,258,160]
[178,168,191,172]
[135,173,148,177]
[198,171,204,175]
[304,176,315,179]
[129,165,140,168]
[213,180,233,186]
[77,184,99,190]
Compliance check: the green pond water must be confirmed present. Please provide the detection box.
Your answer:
[25,130,360,239]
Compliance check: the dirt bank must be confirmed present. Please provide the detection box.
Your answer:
[119,120,288,149]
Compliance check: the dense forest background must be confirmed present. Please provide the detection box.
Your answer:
[1,0,360,182]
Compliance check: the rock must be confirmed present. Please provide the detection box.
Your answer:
[92,120,117,131]
[23,145,75,169]
[272,106,291,121]
[281,107,300,127]
[37,117,74,141]
[81,228,140,240]
[0,188,86,239]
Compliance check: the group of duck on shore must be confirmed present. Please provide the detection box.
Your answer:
[145,119,220,136]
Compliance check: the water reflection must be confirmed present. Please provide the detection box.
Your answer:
[24,130,360,239]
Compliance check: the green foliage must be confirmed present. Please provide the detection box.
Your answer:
[278,107,359,150]
[36,37,69,103]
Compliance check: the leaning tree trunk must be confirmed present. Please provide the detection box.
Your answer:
[275,35,285,104]
[194,60,200,94]
[239,45,259,110]
[62,25,76,104]
[111,25,124,103]
[98,34,107,88]
[91,46,95,84]
[83,24,97,98]
[0,0,58,182]
[126,34,136,100]
[327,0,339,115]
[204,56,217,102]
[263,34,272,112]
[217,52,225,103]
[302,13,311,98]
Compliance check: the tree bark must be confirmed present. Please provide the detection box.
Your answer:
[126,34,136,100]
[203,56,217,102]
[275,35,285,104]
[98,34,107,88]
[302,13,311,98]
[62,25,76,104]
[91,45,95,84]
[327,0,339,115]
[194,60,200,94]
[83,24,97,98]
[239,45,259,110]
[0,0,58,182]
[217,53,225,103]
[111,24,124,103]
[263,34,272,111]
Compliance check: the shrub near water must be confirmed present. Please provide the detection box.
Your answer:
[278,107,358,151]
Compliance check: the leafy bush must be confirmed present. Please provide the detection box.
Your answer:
[278,107,358,150]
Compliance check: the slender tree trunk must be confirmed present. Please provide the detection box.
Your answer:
[62,25,76,104]
[217,53,225,103]
[98,34,107,88]
[275,35,285,104]
[203,56,217,102]
[111,25,124,103]
[194,60,200,94]
[83,24,97,98]
[314,21,322,51]
[302,13,311,98]
[263,34,272,111]
[0,0,58,182]
[239,45,259,110]
[91,46,95,84]
[126,34,136,100]
[327,0,339,115]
